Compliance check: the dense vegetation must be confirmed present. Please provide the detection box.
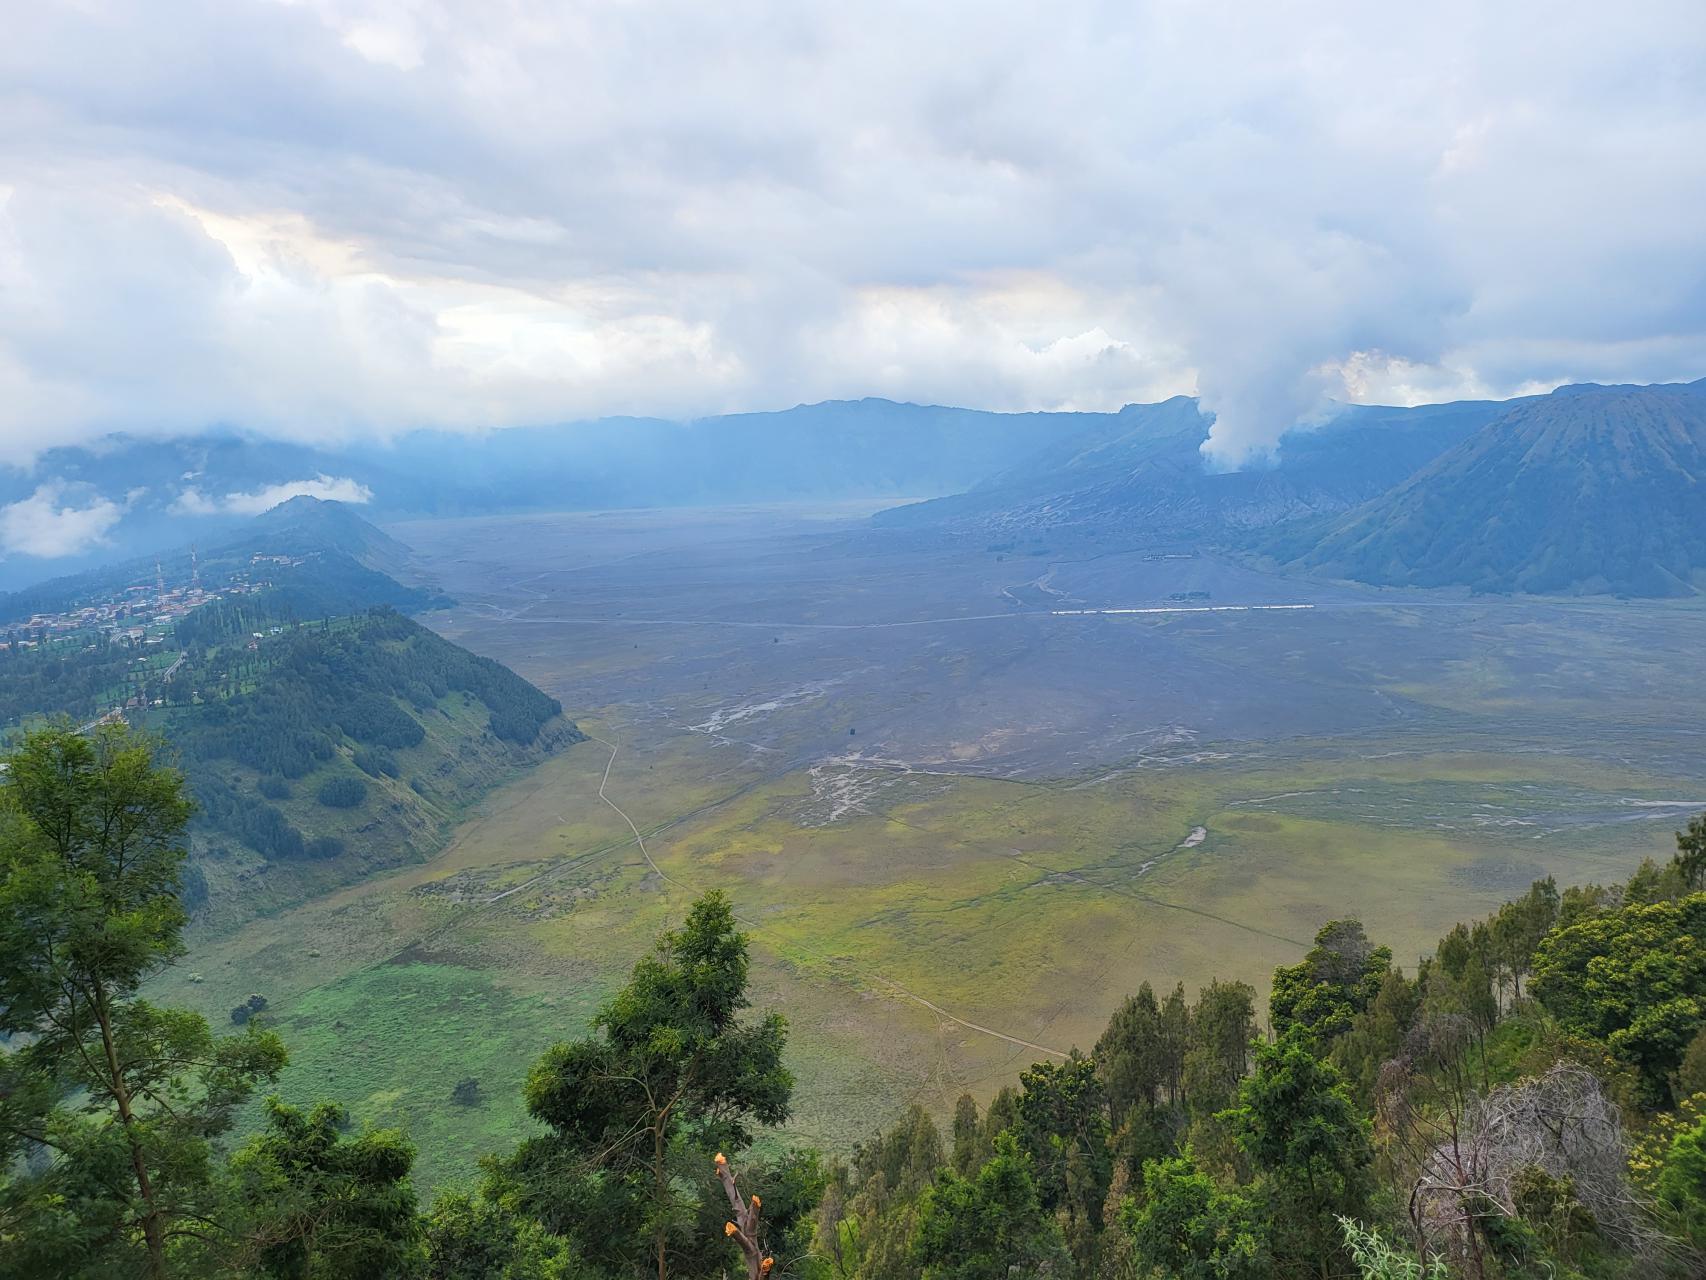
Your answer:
[170,608,562,779]
[2,597,573,920]
[5,725,1706,1279]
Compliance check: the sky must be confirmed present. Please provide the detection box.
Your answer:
[2,0,1704,470]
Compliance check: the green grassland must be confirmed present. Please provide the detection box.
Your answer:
[161,721,1689,1191]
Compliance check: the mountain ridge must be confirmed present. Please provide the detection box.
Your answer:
[1274,378,1706,596]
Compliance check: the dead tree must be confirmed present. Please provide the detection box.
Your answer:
[714,1152,774,1280]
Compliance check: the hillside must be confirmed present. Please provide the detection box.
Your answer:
[875,395,1511,547]
[0,499,579,928]
[1277,379,1706,596]
[164,607,581,928]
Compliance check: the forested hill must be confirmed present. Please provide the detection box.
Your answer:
[167,606,581,927]
[1,599,580,929]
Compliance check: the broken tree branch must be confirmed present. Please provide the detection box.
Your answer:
[714,1152,773,1280]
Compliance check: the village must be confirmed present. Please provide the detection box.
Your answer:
[0,550,304,653]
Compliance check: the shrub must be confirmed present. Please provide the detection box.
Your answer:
[230,993,269,1025]
[353,748,399,778]
[317,776,367,809]
[257,775,291,800]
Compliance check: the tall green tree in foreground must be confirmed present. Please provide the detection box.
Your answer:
[224,1099,421,1279]
[1223,1033,1373,1279]
[910,1132,1065,1280]
[499,891,792,1280]
[0,724,285,1280]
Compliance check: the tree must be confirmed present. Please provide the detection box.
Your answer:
[513,891,792,1280]
[1674,812,1706,892]
[950,1094,983,1176]
[1657,1113,1706,1239]
[225,1099,422,1279]
[1488,878,1558,1001]
[0,724,285,1280]
[1222,1033,1373,1279]
[1122,1154,1268,1279]
[1677,1025,1706,1101]
[1270,920,1392,1044]
[1530,891,1706,1104]
[423,1191,582,1280]
[1331,970,1419,1104]
[1016,1050,1112,1271]
[1016,1051,1111,1233]
[910,1132,1066,1280]
[1097,983,1167,1130]
[1185,979,1259,1116]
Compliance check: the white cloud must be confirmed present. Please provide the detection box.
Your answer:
[0,1,1701,464]
[171,474,374,517]
[0,482,129,558]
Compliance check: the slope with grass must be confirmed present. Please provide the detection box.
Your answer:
[1278,379,1706,595]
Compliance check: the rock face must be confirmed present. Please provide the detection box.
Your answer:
[1280,379,1706,596]
[877,395,1508,547]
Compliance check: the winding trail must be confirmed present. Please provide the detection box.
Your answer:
[585,731,1070,1060]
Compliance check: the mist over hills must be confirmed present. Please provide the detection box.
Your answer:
[875,394,1514,544]
[6,378,1706,599]
[0,400,1105,589]
[0,495,443,626]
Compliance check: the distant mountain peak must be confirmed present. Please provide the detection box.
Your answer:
[1281,379,1706,596]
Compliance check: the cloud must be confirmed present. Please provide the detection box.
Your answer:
[0,1,1702,464]
[171,474,374,517]
[0,482,130,558]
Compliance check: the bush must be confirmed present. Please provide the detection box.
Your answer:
[306,835,345,860]
[230,993,269,1025]
[353,748,399,778]
[257,775,291,800]
[338,693,426,749]
[317,776,367,809]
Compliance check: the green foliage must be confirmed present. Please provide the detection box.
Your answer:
[1183,979,1258,1117]
[423,1190,584,1280]
[509,891,793,1278]
[1677,1025,1706,1100]
[1678,813,1706,892]
[910,1133,1066,1280]
[1531,891,1706,1105]
[1270,919,1391,1044]
[317,775,368,809]
[226,1099,422,1279]
[1336,1218,1448,1279]
[1221,1033,1373,1277]
[1507,1165,1601,1268]
[1016,1052,1111,1228]
[355,747,401,778]
[1331,969,1420,1104]
[1657,1114,1706,1235]
[172,608,563,781]
[1122,1154,1268,1279]
[0,724,285,1280]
